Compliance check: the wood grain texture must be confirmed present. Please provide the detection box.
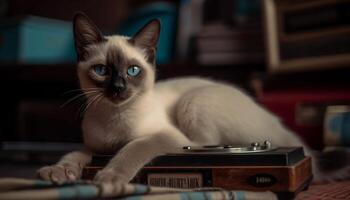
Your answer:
[212,157,311,192]
[83,157,312,193]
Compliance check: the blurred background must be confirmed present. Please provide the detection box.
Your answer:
[0,0,349,178]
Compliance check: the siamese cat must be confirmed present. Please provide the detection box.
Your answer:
[37,13,348,184]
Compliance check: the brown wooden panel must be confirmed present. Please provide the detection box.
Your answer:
[83,157,312,194]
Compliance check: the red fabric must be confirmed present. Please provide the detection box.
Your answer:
[258,89,350,150]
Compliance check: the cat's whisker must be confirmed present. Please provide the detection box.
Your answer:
[61,91,100,108]
[77,92,104,118]
[91,93,104,106]
[77,97,92,118]
[61,94,87,108]
[62,88,102,95]
[92,94,104,110]
[83,93,101,113]
[81,88,103,93]
[77,103,87,118]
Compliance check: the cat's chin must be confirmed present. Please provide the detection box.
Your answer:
[107,97,130,107]
[108,97,128,105]
[107,93,138,108]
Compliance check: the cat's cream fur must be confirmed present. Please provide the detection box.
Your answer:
[37,13,347,184]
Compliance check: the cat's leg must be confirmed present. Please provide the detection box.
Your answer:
[93,127,192,183]
[37,150,92,183]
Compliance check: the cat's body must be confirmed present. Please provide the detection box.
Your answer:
[83,76,304,153]
[37,13,348,184]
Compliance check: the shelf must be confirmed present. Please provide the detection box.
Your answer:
[260,67,350,91]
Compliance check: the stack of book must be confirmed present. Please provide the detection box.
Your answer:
[176,0,264,65]
[195,22,264,65]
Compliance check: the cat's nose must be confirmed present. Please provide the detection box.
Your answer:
[112,80,126,94]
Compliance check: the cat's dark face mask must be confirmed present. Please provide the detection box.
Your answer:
[104,74,132,105]
[107,71,127,99]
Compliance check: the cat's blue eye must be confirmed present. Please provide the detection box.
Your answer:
[127,65,141,77]
[93,64,108,76]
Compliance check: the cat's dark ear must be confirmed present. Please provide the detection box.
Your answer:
[73,12,105,61]
[131,19,161,64]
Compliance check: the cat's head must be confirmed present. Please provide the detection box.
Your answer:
[73,12,160,106]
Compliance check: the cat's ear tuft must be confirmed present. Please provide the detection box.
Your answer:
[132,19,161,50]
[73,12,105,61]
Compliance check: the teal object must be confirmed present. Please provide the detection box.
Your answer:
[180,192,212,200]
[118,2,177,64]
[133,184,149,194]
[57,185,98,199]
[0,16,76,64]
[329,112,350,146]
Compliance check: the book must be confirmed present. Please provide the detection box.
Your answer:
[197,51,264,65]
[324,105,350,146]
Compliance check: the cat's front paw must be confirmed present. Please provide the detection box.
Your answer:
[93,168,128,183]
[37,164,80,184]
